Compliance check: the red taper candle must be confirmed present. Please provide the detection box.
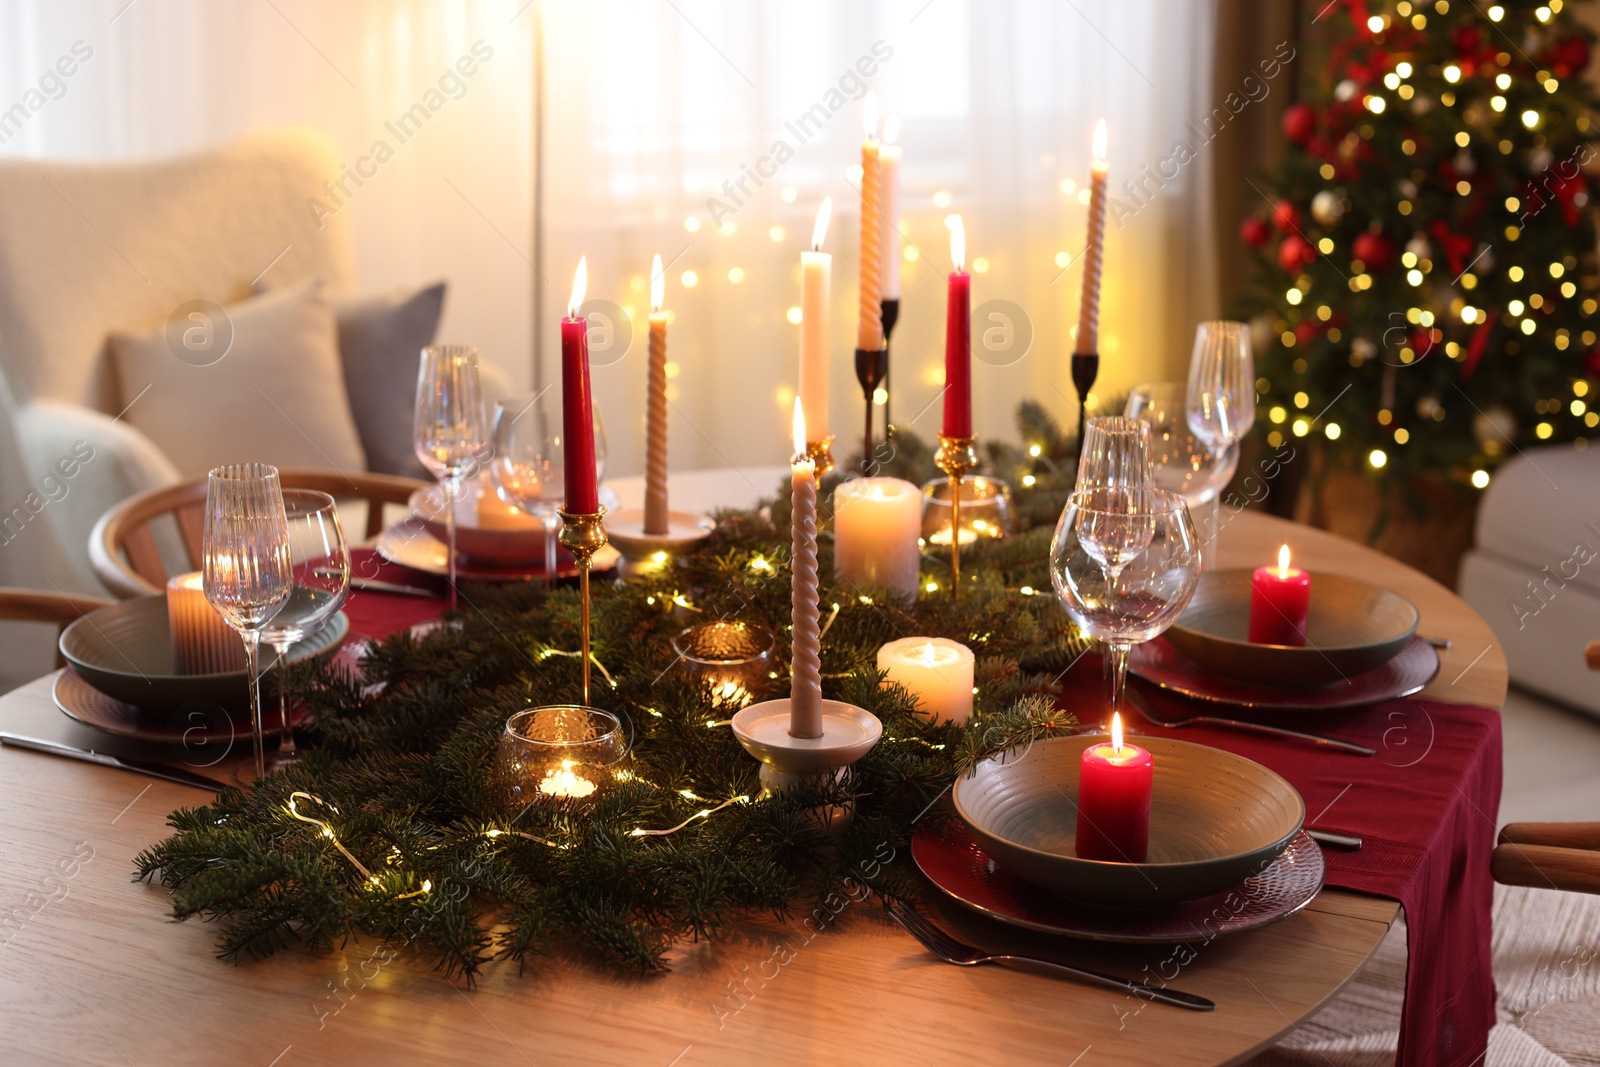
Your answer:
[942,214,972,438]
[1075,713,1153,863]
[1248,544,1311,646]
[561,257,599,513]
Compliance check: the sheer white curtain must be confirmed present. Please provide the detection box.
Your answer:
[541,0,1220,478]
[0,0,537,385]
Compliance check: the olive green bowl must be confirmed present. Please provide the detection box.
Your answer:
[60,595,348,711]
[1164,569,1420,689]
[953,735,1304,909]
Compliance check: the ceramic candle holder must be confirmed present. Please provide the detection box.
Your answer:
[604,507,715,578]
[920,475,1014,548]
[671,620,777,708]
[731,698,882,832]
[491,705,628,808]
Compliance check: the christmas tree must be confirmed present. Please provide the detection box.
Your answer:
[1241,0,1598,488]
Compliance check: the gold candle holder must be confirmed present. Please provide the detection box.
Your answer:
[556,505,609,705]
[805,435,836,478]
[933,434,979,598]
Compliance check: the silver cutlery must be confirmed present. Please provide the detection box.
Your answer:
[1306,828,1363,851]
[1125,685,1375,757]
[0,733,221,791]
[1422,635,1452,651]
[316,567,439,598]
[886,900,1215,1011]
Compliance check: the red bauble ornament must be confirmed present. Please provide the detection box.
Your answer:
[1278,235,1316,273]
[1353,231,1396,272]
[1273,199,1302,233]
[1294,320,1320,345]
[1283,103,1317,146]
[1241,217,1271,247]
[1551,37,1592,80]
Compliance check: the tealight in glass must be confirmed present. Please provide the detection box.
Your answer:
[671,620,777,709]
[492,705,627,806]
[921,475,1014,547]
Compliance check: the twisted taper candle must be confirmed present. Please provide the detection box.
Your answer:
[790,451,822,740]
[856,141,884,352]
[644,312,669,535]
[1075,120,1109,356]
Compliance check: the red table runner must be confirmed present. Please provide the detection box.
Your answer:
[1061,666,1502,1067]
[335,556,1502,1066]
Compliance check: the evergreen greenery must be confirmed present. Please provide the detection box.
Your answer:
[135,411,1086,979]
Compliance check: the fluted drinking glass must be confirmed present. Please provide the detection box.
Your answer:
[414,345,488,608]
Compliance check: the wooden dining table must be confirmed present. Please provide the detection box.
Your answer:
[0,468,1506,1066]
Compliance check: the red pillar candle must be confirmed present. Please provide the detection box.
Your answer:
[561,257,600,514]
[942,215,971,438]
[1075,713,1153,863]
[1248,544,1311,646]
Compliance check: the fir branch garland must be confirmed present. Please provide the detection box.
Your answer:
[135,418,1086,978]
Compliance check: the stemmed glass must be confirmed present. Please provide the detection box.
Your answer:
[1075,415,1152,497]
[488,392,609,587]
[1186,321,1256,455]
[414,345,488,608]
[1050,487,1200,719]
[259,490,350,771]
[1127,383,1239,553]
[202,463,292,781]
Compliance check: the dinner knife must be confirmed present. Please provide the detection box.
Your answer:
[0,732,222,792]
[1306,828,1363,851]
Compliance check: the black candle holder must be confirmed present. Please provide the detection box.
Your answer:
[855,346,888,475]
[1071,350,1099,471]
[880,298,900,440]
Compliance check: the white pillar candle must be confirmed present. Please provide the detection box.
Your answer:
[878,129,902,300]
[167,571,245,674]
[877,637,975,725]
[799,198,833,443]
[832,477,921,602]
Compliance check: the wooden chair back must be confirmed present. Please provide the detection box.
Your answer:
[0,588,114,668]
[1493,822,1600,895]
[90,468,428,599]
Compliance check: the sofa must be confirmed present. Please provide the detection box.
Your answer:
[1459,443,1600,716]
[0,127,506,596]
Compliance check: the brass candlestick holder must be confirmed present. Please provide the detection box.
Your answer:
[934,434,979,598]
[556,505,609,705]
[804,435,836,478]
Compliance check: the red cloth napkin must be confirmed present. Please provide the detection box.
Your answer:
[1060,665,1501,1067]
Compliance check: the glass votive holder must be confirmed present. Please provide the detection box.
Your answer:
[920,475,1015,547]
[492,705,628,806]
[671,620,777,708]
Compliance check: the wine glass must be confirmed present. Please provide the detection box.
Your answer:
[414,345,488,608]
[1186,320,1256,451]
[202,463,292,781]
[1073,416,1154,579]
[1050,487,1200,720]
[259,490,350,771]
[1127,383,1239,554]
[488,392,609,587]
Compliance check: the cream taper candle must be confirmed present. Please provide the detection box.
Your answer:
[856,93,884,352]
[877,637,975,725]
[879,115,902,301]
[799,199,832,443]
[832,477,920,602]
[1075,118,1109,356]
[789,399,822,739]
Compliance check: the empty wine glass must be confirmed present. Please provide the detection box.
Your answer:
[1075,415,1152,495]
[1127,383,1239,553]
[415,345,488,608]
[489,392,609,586]
[1186,320,1256,451]
[259,490,350,771]
[1050,487,1200,720]
[202,463,292,781]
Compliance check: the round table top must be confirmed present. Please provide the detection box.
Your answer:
[0,474,1505,1067]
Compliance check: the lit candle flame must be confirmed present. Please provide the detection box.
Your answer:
[882,114,901,144]
[1091,118,1108,173]
[650,253,664,313]
[792,397,807,459]
[812,196,832,251]
[920,642,938,666]
[947,214,965,273]
[567,256,588,318]
[1111,710,1124,754]
[863,91,878,140]
[1278,544,1292,579]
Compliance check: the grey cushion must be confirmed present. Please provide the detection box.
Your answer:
[334,282,446,478]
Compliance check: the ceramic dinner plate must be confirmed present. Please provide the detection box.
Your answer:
[912,820,1325,943]
[53,667,305,744]
[1128,634,1440,711]
[376,517,621,580]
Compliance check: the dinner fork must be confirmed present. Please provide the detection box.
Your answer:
[1124,685,1375,757]
[884,900,1215,1011]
